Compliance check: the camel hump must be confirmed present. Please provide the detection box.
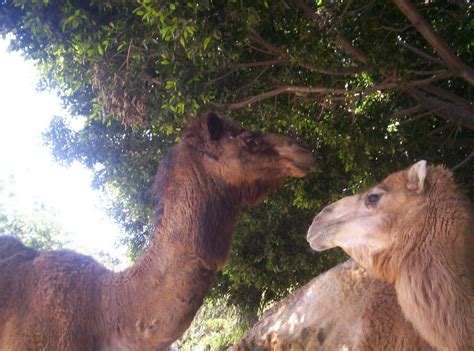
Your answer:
[0,235,36,261]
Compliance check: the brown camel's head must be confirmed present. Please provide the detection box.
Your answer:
[182,112,315,203]
[306,160,446,276]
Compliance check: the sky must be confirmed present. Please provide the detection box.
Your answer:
[0,37,128,267]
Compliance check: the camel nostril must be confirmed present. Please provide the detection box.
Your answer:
[322,204,334,214]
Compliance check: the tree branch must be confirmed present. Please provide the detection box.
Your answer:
[398,40,445,65]
[142,75,162,86]
[247,27,371,76]
[228,87,288,110]
[235,59,288,69]
[281,81,396,95]
[452,151,474,171]
[418,84,474,115]
[247,28,288,57]
[291,0,369,64]
[244,42,278,56]
[427,123,453,137]
[297,62,372,76]
[229,72,451,110]
[375,24,412,33]
[392,0,474,85]
[405,69,449,76]
[333,34,369,65]
[408,88,474,130]
[289,0,474,131]
[428,136,474,149]
[235,66,270,94]
[205,67,239,86]
[390,105,425,119]
[399,106,447,125]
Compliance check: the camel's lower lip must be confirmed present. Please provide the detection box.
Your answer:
[307,232,330,251]
[289,154,317,175]
[294,162,316,174]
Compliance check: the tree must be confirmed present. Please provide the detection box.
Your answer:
[0,178,122,268]
[176,296,250,350]
[1,0,472,318]
[0,179,68,250]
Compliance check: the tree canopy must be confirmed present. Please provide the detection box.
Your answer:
[1,0,472,317]
[0,178,68,250]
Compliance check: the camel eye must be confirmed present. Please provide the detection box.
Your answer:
[365,193,381,206]
[245,137,259,148]
[228,130,238,139]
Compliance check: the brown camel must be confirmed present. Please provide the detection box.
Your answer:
[308,161,473,350]
[0,112,315,351]
[230,259,433,351]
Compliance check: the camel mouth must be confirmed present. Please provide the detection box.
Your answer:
[306,220,338,251]
[278,146,316,177]
[291,159,317,176]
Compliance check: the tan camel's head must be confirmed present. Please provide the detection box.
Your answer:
[182,112,315,192]
[307,160,433,272]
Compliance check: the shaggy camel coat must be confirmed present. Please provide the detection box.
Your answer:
[230,259,432,351]
[234,162,472,351]
[307,161,473,350]
[0,113,315,351]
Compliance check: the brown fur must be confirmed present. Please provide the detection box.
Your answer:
[370,165,474,350]
[230,260,433,351]
[307,162,473,351]
[0,112,315,351]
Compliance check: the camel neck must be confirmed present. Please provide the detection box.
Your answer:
[394,212,472,351]
[102,152,240,348]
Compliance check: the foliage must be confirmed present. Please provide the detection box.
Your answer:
[0,209,68,250]
[44,116,168,256]
[0,179,68,250]
[176,296,250,351]
[0,178,122,269]
[1,0,473,323]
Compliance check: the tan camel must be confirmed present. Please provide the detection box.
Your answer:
[0,112,315,351]
[230,259,432,351]
[308,161,473,350]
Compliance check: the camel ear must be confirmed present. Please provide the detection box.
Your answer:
[407,160,427,194]
[207,112,224,141]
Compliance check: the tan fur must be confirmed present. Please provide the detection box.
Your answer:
[307,162,474,350]
[230,259,433,351]
[0,113,315,351]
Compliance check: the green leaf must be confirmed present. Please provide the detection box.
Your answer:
[203,36,211,50]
